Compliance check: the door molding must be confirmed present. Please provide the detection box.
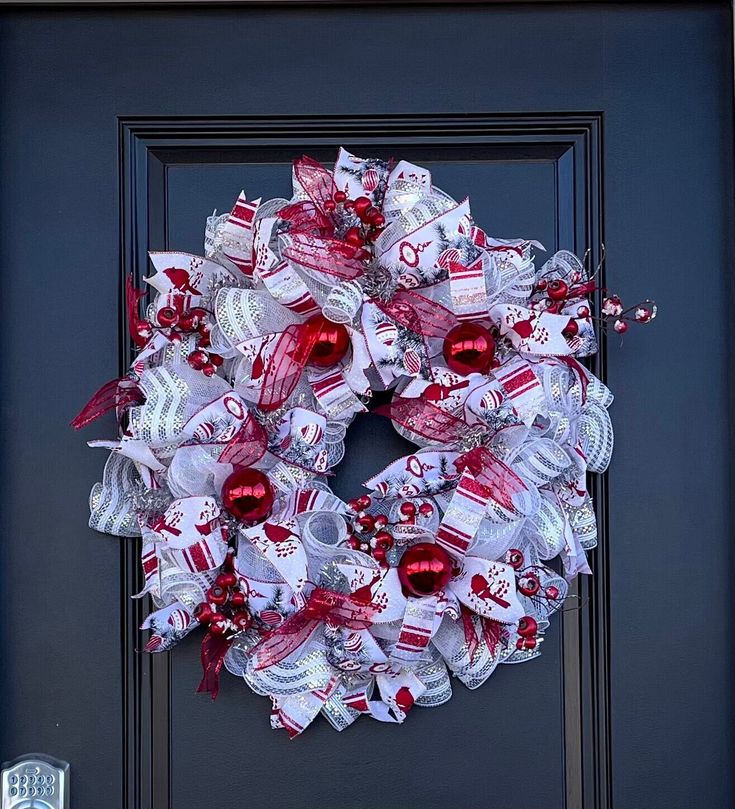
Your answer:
[119,112,608,809]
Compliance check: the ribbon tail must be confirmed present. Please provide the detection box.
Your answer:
[71,377,143,430]
[197,631,234,700]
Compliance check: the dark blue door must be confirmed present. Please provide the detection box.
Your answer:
[0,4,732,809]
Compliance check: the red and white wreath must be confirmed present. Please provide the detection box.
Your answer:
[75,149,655,737]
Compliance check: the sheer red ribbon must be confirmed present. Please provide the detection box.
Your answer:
[126,275,150,348]
[218,415,268,467]
[197,631,234,700]
[373,397,467,445]
[281,233,366,280]
[454,446,529,514]
[251,587,375,671]
[460,605,509,664]
[372,289,458,338]
[557,356,589,403]
[257,323,321,412]
[71,377,144,430]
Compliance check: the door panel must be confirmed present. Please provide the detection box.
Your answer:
[0,5,732,809]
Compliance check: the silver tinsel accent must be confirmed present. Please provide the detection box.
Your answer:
[130,480,173,523]
[457,424,491,452]
[361,263,399,303]
[206,274,252,309]
[317,560,350,594]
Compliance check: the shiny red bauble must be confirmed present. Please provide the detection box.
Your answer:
[442,322,495,376]
[304,314,351,368]
[221,467,274,524]
[397,542,453,597]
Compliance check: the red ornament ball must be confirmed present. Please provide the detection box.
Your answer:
[442,322,495,376]
[397,542,453,597]
[304,314,351,368]
[221,468,274,524]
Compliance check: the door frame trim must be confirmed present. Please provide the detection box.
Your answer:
[1,0,727,6]
[119,112,608,809]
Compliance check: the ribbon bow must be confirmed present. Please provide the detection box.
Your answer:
[251,587,376,671]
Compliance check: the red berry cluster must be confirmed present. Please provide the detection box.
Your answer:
[345,497,435,565]
[508,547,559,600]
[516,615,539,651]
[345,495,394,564]
[152,299,223,376]
[194,564,252,637]
[324,191,386,258]
[534,274,597,340]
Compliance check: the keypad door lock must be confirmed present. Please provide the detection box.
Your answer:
[1,755,68,809]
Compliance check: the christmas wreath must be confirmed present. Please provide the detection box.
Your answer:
[74,149,655,737]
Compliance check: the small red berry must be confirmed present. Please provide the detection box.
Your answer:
[547,279,569,301]
[614,320,628,334]
[187,350,209,370]
[508,549,524,569]
[562,318,579,338]
[347,537,361,550]
[418,502,434,517]
[518,573,541,596]
[518,616,538,637]
[194,602,213,624]
[232,611,252,631]
[230,591,246,607]
[353,196,372,216]
[178,310,200,332]
[202,363,217,377]
[374,514,389,529]
[344,227,364,247]
[399,501,417,518]
[216,572,237,589]
[372,547,387,564]
[545,585,560,601]
[207,585,228,606]
[209,619,228,635]
[375,532,393,551]
[357,514,376,533]
[324,199,336,212]
[516,636,537,651]
[355,495,372,511]
[333,190,347,203]
[157,307,179,327]
[577,305,590,318]
[370,213,386,228]
[344,199,355,211]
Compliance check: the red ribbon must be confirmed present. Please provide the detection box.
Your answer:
[455,446,529,514]
[126,275,150,348]
[71,377,144,430]
[373,396,467,445]
[257,323,320,412]
[372,289,458,338]
[251,587,376,670]
[197,631,234,700]
[460,605,508,664]
[281,233,366,281]
[557,356,589,403]
[218,416,268,467]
